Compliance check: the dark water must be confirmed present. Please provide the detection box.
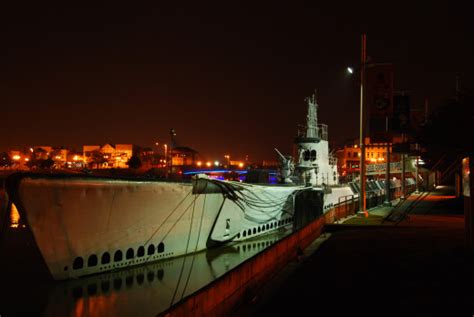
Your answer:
[0,215,291,316]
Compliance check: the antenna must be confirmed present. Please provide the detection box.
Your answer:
[170,128,177,148]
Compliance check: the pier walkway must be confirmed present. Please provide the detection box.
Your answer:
[232,186,472,316]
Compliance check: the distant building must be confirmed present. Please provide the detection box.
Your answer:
[32,146,53,160]
[66,152,85,169]
[169,146,198,166]
[335,136,403,181]
[261,160,279,168]
[82,143,135,169]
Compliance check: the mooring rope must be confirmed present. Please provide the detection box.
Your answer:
[142,188,193,263]
[205,178,306,224]
[169,191,199,306]
[180,182,208,300]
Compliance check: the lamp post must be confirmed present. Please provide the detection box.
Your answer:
[347,34,368,215]
[384,116,391,206]
[163,143,168,171]
[415,143,420,194]
[224,154,230,167]
[359,34,368,215]
[401,133,406,199]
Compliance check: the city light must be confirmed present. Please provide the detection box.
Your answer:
[12,155,21,160]
[196,161,202,167]
[214,160,219,166]
[206,162,211,167]
[238,162,244,168]
[347,67,354,74]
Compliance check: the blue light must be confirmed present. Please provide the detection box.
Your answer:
[183,169,248,176]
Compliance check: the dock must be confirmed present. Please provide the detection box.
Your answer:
[231,186,470,316]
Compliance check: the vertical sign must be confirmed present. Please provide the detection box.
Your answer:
[393,92,410,132]
[366,63,394,143]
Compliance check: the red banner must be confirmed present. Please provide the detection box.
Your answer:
[366,63,394,118]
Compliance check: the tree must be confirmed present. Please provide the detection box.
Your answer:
[417,92,474,250]
[0,152,12,168]
[89,150,107,169]
[416,93,474,168]
[40,158,55,169]
[127,155,142,169]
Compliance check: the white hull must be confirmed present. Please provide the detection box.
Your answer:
[15,177,224,280]
[11,176,314,280]
[10,174,354,280]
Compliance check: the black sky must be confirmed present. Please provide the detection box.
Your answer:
[1,2,473,161]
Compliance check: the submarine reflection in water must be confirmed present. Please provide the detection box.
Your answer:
[45,229,291,316]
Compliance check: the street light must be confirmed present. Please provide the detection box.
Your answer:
[224,154,230,166]
[356,34,368,215]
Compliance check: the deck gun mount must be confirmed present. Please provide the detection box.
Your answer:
[274,148,294,184]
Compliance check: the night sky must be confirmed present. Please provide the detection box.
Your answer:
[1,3,473,161]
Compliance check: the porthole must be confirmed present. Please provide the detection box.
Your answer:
[148,244,155,256]
[73,257,83,270]
[125,276,134,287]
[113,278,122,290]
[237,233,240,239]
[243,231,247,237]
[248,229,251,236]
[87,283,97,295]
[147,271,155,282]
[253,228,256,234]
[101,281,110,293]
[114,250,123,262]
[157,242,165,253]
[303,150,310,161]
[126,248,134,259]
[257,227,261,233]
[101,252,111,264]
[137,274,144,285]
[137,246,145,257]
[157,269,164,280]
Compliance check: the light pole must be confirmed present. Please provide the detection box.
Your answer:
[347,34,368,215]
[401,133,406,199]
[415,143,420,194]
[384,116,391,206]
[224,154,230,167]
[163,143,168,170]
[359,34,368,215]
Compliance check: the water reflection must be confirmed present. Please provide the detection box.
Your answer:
[9,203,21,229]
[42,229,290,316]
